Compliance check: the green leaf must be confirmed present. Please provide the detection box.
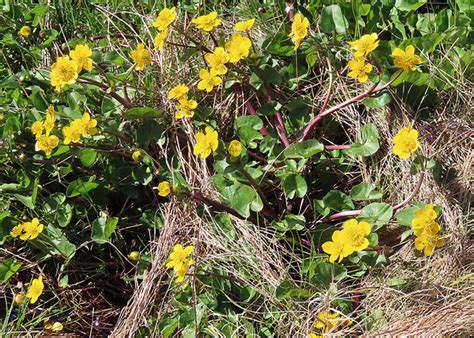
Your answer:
[283,140,324,159]
[221,183,262,218]
[363,92,392,108]
[38,29,58,48]
[350,183,383,201]
[67,178,99,197]
[283,174,307,199]
[13,194,35,209]
[323,190,354,211]
[275,280,311,300]
[272,214,305,232]
[313,262,347,286]
[124,107,164,119]
[0,258,22,284]
[79,149,97,167]
[395,0,427,12]
[320,5,348,34]
[344,123,380,157]
[395,207,418,227]
[257,101,282,116]
[91,215,118,244]
[358,203,393,228]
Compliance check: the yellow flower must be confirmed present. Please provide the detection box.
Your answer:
[153,7,177,31]
[225,34,252,63]
[69,44,93,72]
[31,121,44,138]
[234,18,255,32]
[166,244,194,270]
[414,230,445,256]
[44,105,56,135]
[341,218,371,252]
[228,140,242,157]
[193,127,219,159]
[191,12,221,32]
[411,204,437,231]
[129,43,151,71]
[175,97,198,119]
[79,112,98,136]
[10,224,23,238]
[62,124,82,145]
[205,47,230,75]
[348,58,373,83]
[50,56,79,92]
[307,333,321,338]
[44,320,63,332]
[314,310,352,333]
[321,230,348,263]
[348,33,379,58]
[26,275,44,304]
[289,13,310,50]
[154,29,168,50]
[19,25,31,37]
[132,150,143,164]
[392,45,422,71]
[392,126,419,159]
[157,181,171,197]
[21,218,44,240]
[174,258,193,283]
[168,84,189,101]
[35,134,59,156]
[14,293,26,304]
[197,68,222,92]
[128,251,140,261]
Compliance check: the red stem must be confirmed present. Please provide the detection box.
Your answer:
[324,144,350,150]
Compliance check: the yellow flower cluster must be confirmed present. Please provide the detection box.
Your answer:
[153,7,176,50]
[308,310,352,336]
[168,84,198,119]
[322,219,371,263]
[194,127,219,159]
[62,112,98,145]
[32,105,59,156]
[347,33,378,83]
[412,204,445,256]
[289,13,309,50]
[129,43,152,71]
[166,244,194,283]
[50,44,93,92]
[392,126,419,159]
[10,218,44,241]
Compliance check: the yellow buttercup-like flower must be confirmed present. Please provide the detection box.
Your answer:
[414,230,445,256]
[411,204,445,256]
[157,181,171,197]
[314,310,352,333]
[411,204,437,231]
[129,43,151,71]
[19,25,31,37]
[234,18,255,32]
[50,56,79,92]
[392,45,422,71]
[35,134,59,156]
[132,150,143,164]
[348,33,379,58]
[289,13,309,50]
[78,112,98,137]
[62,124,82,145]
[69,44,93,72]
[321,230,347,263]
[228,140,242,157]
[44,105,56,135]
[128,251,140,261]
[342,219,371,252]
[191,12,221,32]
[174,258,193,283]
[392,126,419,159]
[168,84,189,101]
[225,34,252,63]
[14,293,26,304]
[26,275,44,304]
[205,47,230,75]
[193,127,219,159]
[44,320,63,332]
[11,218,44,241]
[154,29,168,50]
[31,121,44,138]
[166,244,194,283]
[153,7,177,31]
[197,69,222,92]
[348,58,373,83]
[175,97,198,119]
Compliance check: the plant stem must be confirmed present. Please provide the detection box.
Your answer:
[324,144,350,150]
[77,78,133,109]
[239,168,278,220]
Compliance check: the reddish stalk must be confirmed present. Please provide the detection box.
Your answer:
[241,92,270,137]
[324,144,350,150]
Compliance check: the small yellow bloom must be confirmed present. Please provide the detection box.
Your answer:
[392,45,422,71]
[289,13,310,50]
[348,33,379,58]
[69,44,93,72]
[168,84,189,101]
[44,320,63,332]
[314,310,352,333]
[14,293,26,304]
[228,140,242,157]
[175,97,198,119]
[154,29,168,50]
[193,127,219,159]
[414,230,445,256]
[50,56,79,92]
[225,34,252,63]
[174,258,193,283]
[128,251,140,261]
[392,126,419,159]
[166,244,194,282]
[31,121,44,138]
[62,124,82,145]
[234,18,256,32]
[341,218,371,252]
[205,47,230,75]
[197,69,222,92]
[191,12,221,32]
[132,150,143,164]
[26,275,44,304]
[411,204,437,231]
[35,134,59,156]
[153,7,177,31]
[79,112,98,137]
[157,181,171,197]
[43,105,56,135]
[19,26,31,37]
[321,230,347,263]
[348,58,373,83]
[129,43,151,71]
